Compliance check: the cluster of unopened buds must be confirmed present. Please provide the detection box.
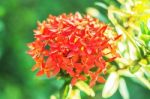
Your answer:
[27,12,120,87]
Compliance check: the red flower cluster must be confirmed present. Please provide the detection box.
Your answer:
[27,12,120,87]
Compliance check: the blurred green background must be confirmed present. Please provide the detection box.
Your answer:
[0,0,150,99]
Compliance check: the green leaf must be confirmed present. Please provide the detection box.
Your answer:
[143,66,150,80]
[138,45,145,58]
[68,89,81,99]
[129,64,141,74]
[140,34,150,43]
[135,72,150,89]
[140,21,150,35]
[86,7,100,18]
[102,72,119,98]
[140,22,146,34]
[95,2,108,10]
[144,64,150,71]
[62,84,72,99]
[75,81,95,97]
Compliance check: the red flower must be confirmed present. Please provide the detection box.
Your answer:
[27,12,120,87]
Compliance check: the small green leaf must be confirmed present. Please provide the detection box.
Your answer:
[143,66,150,80]
[138,46,145,58]
[140,34,150,43]
[102,72,119,98]
[107,66,117,73]
[86,7,100,18]
[68,89,81,99]
[139,59,148,65]
[129,64,141,74]
[95,2,108,10]
[140,22,146,34]
[75,81,95,97]
[144,65,150,71]
[62,84,72,99]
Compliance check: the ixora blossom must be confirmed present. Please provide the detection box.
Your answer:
[27,12,120,87]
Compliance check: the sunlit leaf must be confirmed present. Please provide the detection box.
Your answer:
[62,84,72,99]
[75,81,95,97]
[119,78,129,99]
[102,72,119,98]
[129,64,141,74]
[140,22,146,34]
[86,7,100,18]
[95,2,108,9]
[68,89,81,99]
[139,59,148,65]
[135,72,150,89]
[143,65,150,72]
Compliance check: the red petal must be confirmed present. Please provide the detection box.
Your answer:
[67,68,75,76]
[43,27,50,34]
[63,57,70,64]
[43,50,49,56]
[71,77,77,86]
[62,31,71,36]
[81,57,88,64]
[49,28,58,32]
[27,50,34,56]
[83,66,90,74]
[95,60,101,67]
[107,57,117,62]
[50,43,59,48]
[78,75,87,81]
[36,70,44,76]
[45,71,51,78]
[97,76,105,83]
[60,64,67,70]
[67,51,74,58]
[53,66,60,75]
[95,59,105,70]
[70,45,79,52]
[72,54,79,63]
[100,25,107,33]
[65,19,75,26]
[45,57,52,67]
[40,35,50,40]
[86,47,92,54]
[89,80,96,87]
[31,64,39,71]
[74,63,83,73]
[41,62,45,69]
[114,34,122,40]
